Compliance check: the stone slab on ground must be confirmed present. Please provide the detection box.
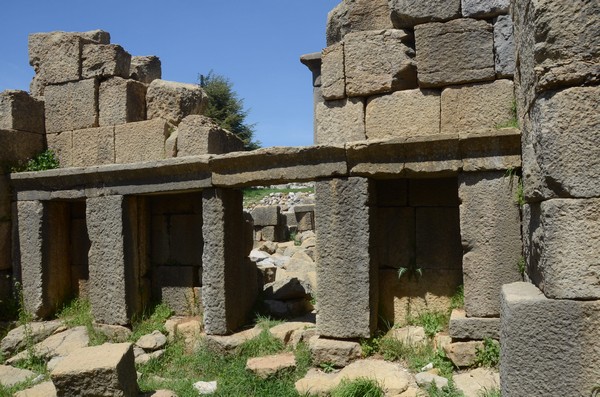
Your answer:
[443,341,484,368]
[449,309,499,340]
[7,326,89,364]
[386,326,427,346]
[51,342,137,397]
[135,330,167,351]
[415,371,448,389]
[246,352,296,379]
[14,381,57,397]
[308,337,361,368]
[1,320,63,357]
[204,326,261,354]
[269,322,315,346]
[0,365,36,387]
[454,368,500,397]
[501,282,600,396]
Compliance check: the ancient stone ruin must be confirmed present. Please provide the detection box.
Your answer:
[0,0,598,395]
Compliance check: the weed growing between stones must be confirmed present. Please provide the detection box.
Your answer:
[11,149,60,172]
[378,338,454,379]
[319,361,336,373]
[330,377,384,397]
[360,336,381,357]
[474,338,500,369]
[426,381,464,397]
[478,387,501,397]
[517,256,526,278]
[14,283,46,374]
[408,311,448,338]
[57,298,106,346]
[129,303,173,342]
[495,100,518,129]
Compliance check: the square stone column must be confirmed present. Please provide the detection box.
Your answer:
[315,177,377,338]
[17,200,71,318]
[87,195,145,325]
[459,171,522,317]
[202,188,257,335]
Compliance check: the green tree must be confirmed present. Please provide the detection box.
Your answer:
[199,71,260,150]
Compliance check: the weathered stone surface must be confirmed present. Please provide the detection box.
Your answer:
[99,77,146,126]
[460,128,522,172]
[134,349,164,365]
[246,352,296,379]
[525,199,600,300]
[51,343,137,397]
[115,119,174,164]
[0,90,45,134]
[46,132,72,168]
[136,330,167,351]
[0,129,45,169]
[441,80,514,134]
[28,32,84,87]
[344,30,416,96]
[92,324,132,343]
[459,171,522,317]
[204,326,261,354]
[415,19,495,87]
[72,126,115,167]
[321,43,345,100]
[0,320,63,356]
[454,368,500,397]
[326,0,393,45]
[366,89,440,139]
[501,282,600,397]
[308,337,362,367]
[315,98,365,145]
[512,0,599,113]
[444,341,484,367]
[316,178,376,338]
[386,326,426,346]
[415,372,449,389]
[251,206,280,227]
[130,55,162,84]
[7,326,89,363]
[523,87,600,200]
[269,322,314,345]
[494,15,515,78]
[210,146,348,187]
[389,0,461,28]
[82,44,131,79]
[176,115,244,156]
[263,278,312,301]
[45,79,99,133]
[462,0,509,18]
[449,309,499,340]
[14,381,57,397]
[146,80,207,125]
[202,189,257,335]
[0,365,36,387]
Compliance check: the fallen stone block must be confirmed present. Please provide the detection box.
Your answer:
[308,336,362,368]
[453,368,500,397]
[51,342,137,397]
[71,126,115,167]
[315,97,365,145]
[135,330,167,352]
[146,79,207,125]
[251,206,280,226]
[389,0,461,28]
[204,326,261,354]
[115,118,174,163]
[462,0,509,18]
[443,340,484,367]
[99,77,146,126]
[176,115,244,156]
[0,90,45,134]
[415,19,495,87]
[501,282,600,396]
[0,320,63,357]
[415,372,449,389]
[449,309,499,340]
[130,55,162,83]
[0,365,36,387]
[82,44,131,79]
[366,88,440,139]
[14,381,57,397]
[44,79,99,133]
[344,29,416,96]
[494,15,515,78]
[294,205,315,232]
[7,326,89,364]
[246,352,296,379]
[268,322,315,346]
[326,0,393,45]
[321,43,345,100]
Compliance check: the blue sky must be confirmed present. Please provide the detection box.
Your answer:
[0,1,340,147]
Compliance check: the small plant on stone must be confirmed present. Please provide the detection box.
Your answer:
[475,338,500,369]
[397,259,423,281]
[12,149,60,172]
[409,311,448,338]
[360,336,381,357]
[450,285,464,311]
[12,283,47,374]
[478,387,501,397]
[319,361,336,373]
[130,303,173,342]
[495,100,518,129]
[57,298,106,346]
[515,178,525,207]
[238,328,284,358]
[426,381,465,397]
[331,377,384,397]
[517,256,526,278]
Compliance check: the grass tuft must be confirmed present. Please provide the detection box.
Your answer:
[331,378,384,397]
[130,303,173,342]
[408,311,448,338]
[474,338,500,369]
[57,298,106,346]
[379,338,454,379]
[426,381,465,397]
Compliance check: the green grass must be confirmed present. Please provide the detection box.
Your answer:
[57,298,107,346]
[408,311,449,338]
[474,338,500,369]
[129,303,173,342]
[242,187,314,208]
[11,150,60,172]
[517,257,526,277]
[426,381,465,397]
[378,338,454,379]
[496,100,518,129]
[478,388,501,397]
[0,376,46,397]
[450,285,464,311]
[330,378,384,397]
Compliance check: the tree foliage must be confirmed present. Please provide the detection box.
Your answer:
[199,71,260,150]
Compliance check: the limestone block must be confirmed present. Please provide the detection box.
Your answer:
[415,19,495,87]
[512,0,599,113]
[408,178,459,207]
[0,90,45,134]
[99,77,146,126]
[44,79,99,133]
[176,115,243,156]
[523,86,600,200]
[251,206,280,227]
[344,30,416,96]
[130,55,162,84]
[388,0,461,28]
[444,341,484,367]
[294,205,315,232]
[449,309,499,339]
[0,365,36,387]
[315,98,365,145]
[459,171,522,317]
[441,80,514,134]
[115,119,174,164]
[500,282,600,397]
[321,43,345,100]
[146,80,208,125]
[315,178,377,338]
[202,189,257,335]
[82,44,131,79]
[71,126,115,167]
[51,343,137,397]
[0,129,45,166]
[493,15,515,78]
[46,132,72,168]
[525,199,600,300]
[326,0,393,45]
[308,337,362,367]
[462,0,509,18]
[366,89,440,140]
[14,381,57,397]
[28,32,83,86]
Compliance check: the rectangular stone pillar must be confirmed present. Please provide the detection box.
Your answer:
[202,188,257,335]
[459,171,521,318]
[17,200,71,318]
[87,195,143,325]
[315,177,377,338]
[501,282,600,397]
